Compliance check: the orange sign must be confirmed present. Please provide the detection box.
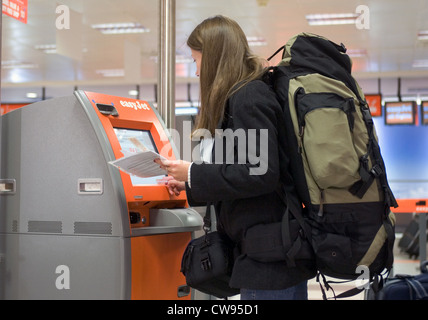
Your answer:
[385,101,416,125]
[391,199,428,214]
[422,101,428,125]
[2,0,27,24]
[366,94,382,117]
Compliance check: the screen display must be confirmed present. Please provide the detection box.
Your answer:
[385,101,416,125]
[422,102,428,125]
[366,94,382,117]
[114,128,166,185]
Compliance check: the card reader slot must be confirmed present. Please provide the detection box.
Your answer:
[0,179,16,195]
[96,103,119,117]
[78,179,104,195]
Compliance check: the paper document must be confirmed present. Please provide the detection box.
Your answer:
[109,150,167,178]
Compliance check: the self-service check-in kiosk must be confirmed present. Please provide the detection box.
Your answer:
[0,91,203,300]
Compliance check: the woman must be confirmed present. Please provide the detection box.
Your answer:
[156,15,315,300]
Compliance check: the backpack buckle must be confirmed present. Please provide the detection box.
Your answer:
[370,164,383,178]
[201,257,212,271]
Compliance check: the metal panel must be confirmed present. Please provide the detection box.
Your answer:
[0,97,132,299]
[3,234,129,300]
[158,0,176,129]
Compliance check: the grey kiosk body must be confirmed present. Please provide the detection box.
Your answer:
[0,91,202,300]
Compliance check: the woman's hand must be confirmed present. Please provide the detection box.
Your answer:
[163,177,186,196]
[154,158,191,182]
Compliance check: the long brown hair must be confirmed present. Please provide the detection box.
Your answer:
[187,15,266,136]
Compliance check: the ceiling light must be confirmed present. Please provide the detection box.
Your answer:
[413,60,428,68]
[175,107,199,116]
[347,49,367,58]
[150,55,194,64]
[176,102,193,108]
[1,60,38,69]
[35,44,57,54]
[176,55,194,64]
[247,36,267,47]
[306,13,359,26]
[91,22,150,35]
[26,93,38,99]
[418,30,428,41]
[96,69,125,77]
[128,90,139,96]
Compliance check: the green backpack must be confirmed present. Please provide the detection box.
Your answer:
[264,33,398,297]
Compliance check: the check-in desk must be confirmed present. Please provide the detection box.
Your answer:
[0,91,203,300]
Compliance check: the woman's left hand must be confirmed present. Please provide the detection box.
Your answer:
[154,158,191,182]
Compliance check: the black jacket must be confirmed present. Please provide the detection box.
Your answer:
[186,80,315,290]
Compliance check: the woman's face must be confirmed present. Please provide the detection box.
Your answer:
[191,49,202,77]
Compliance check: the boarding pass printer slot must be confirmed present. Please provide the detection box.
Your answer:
[131,208,203,237]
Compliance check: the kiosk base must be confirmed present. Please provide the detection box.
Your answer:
[131,233,192,300]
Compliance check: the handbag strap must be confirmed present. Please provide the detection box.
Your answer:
[203,202,213,234]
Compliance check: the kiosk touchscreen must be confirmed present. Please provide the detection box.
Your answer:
[0,91,203,300]
[113,128,166,186]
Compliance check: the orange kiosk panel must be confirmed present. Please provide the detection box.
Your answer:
[0,103,27,115]
[79,91,202,300]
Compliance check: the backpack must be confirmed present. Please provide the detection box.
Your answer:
[263,33,399,298]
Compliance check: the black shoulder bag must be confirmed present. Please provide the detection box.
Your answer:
[181,204,240,299]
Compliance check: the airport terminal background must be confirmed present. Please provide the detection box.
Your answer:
[1,0,428,300]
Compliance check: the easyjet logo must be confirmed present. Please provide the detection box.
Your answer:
[120,100,151,111]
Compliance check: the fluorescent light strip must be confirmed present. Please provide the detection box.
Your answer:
[26,92,38,99]
[1,60,38,69]
[307,13,359,19]
[96,69,125,77]
[150,55,194,64]
[306,13,359,26]
[418,30,428,40]
[176,101,193,108]
[92,22,150,34]
[247,36,267,47]
[176,55,194,64]
[413,60,428,68]
[34,44,57,54]
[34,44,56,50]
[175,107,199,116]
[347,49,367,58]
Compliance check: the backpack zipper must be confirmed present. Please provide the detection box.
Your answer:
[317,190,325,217]
[298,125,305,154]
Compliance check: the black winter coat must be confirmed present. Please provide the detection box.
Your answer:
[186,79,315,290]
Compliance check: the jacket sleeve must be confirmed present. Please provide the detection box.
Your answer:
[184,181,207,207]
[187,80,282,203]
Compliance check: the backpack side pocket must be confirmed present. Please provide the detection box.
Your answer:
[295,89,360,189]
